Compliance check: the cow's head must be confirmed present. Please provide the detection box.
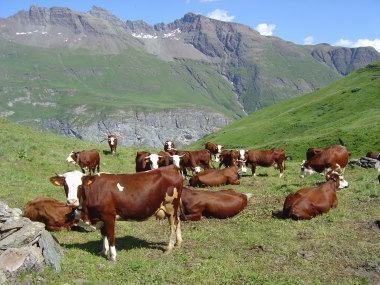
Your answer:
[215,153,221,163]
[236,160,247,174]
[50,170,87,207]
[325,172,349,189]
[108,135,117,146]
[299,160,316,178]
[164,141,175,151]
[217,145,224,153]
[170,154,185,167]
[145,154,163,169]
[66,151,78,165]
[239,150,247,160]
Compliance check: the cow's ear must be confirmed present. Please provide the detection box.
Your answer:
[82,176,95,185]
[50,176,65,186]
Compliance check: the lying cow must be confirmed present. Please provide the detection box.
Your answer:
[189,166,240,187]
[180,187,251,221]
[108,135,118,155]
[205,142,223,161]
[283,172,349,220]
[299,142,349,178]
[243,149,286,177]
[49,165,183,261]
[66,149,100,174]
[23,197,77,231]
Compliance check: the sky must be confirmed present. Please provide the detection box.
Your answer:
[0,0,379,51]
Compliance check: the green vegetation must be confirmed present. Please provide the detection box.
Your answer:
[0,116,379,284]
[191,61,380,160]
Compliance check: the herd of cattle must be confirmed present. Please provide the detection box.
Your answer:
[23,135,379,261]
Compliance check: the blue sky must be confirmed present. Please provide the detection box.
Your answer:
[1,0,379,51]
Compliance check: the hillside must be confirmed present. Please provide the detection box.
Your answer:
[0,6,379,148]
[190,61,380,159]
[0,107,379,284]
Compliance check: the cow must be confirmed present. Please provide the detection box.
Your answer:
[170,150,200,178]
[49,165,184,261]
[306,148,323,160]
[205,142,223,161]
[299,143,349,178]
[164,141,176,152]
[23,197,78,231]
[283,172,349,220]
[243,149,286,177]
[66,149,100,175]
[189,166,240,187]
[180,187,251,221]
[135,151,152,172]
[218,150,240,168]
[366,152,379,159]
[108,135,118,155]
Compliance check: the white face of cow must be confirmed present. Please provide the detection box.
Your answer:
[147,154,161,169]
[165,141,174,150]
[299,160,316,178]
[171,155,181,167]
[61,170,84,207]
[338,175,349,189]
[215,153,220,163]
[66,152,76,164]
[109,137,116,146]
[217,145,223,153]
[238,161,247,173]
[239,150,246,160]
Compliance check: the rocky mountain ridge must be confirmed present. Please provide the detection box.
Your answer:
[0,5,379,148]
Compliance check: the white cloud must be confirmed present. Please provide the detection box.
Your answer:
[304,36,314,45]
[255,23,276,36]
[207,9,235,22]
[335,38,380,52]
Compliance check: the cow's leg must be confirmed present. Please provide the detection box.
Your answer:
[175,218,182,248]
[278,160,284,178]
[251,163,257,176]
[100,217,116,261]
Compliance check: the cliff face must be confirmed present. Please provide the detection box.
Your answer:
[41,109,231,148]
[0,6,379,148]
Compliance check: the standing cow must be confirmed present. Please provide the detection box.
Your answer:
[49,165,184,261]
[66,149,100,175]
[243,149,286,177]
[108,135,118,155]
[205,142,223,162]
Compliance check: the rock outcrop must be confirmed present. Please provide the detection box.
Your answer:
[0,201,63,283]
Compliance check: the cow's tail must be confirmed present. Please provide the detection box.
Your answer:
[338,138,345,146]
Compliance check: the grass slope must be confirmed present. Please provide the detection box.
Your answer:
[190,61,380,159]
[0,38,245,124]
[0,118,379,284]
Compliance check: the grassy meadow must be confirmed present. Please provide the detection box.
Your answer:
[0,118,379,284]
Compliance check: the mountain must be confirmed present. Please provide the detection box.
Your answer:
[0,5,379,148]
[189,61,380,159]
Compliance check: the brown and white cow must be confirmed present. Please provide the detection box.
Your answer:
[164,141,176,152]
[218,150,244,168]
[205,142,223,161]
[180,187,251,221]
[243,149,286,177]
[23,197,78,231]
[283,172,349,220]
[189,165,240,187]
[299,144,349,178]
[108,135,118,155]
[170,150,210,178]
[49,165,183,261]
[135,151,151,172]
[66,149,100,175]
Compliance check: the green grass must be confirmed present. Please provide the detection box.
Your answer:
[190,61,380,160]
[0,118,379,284]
